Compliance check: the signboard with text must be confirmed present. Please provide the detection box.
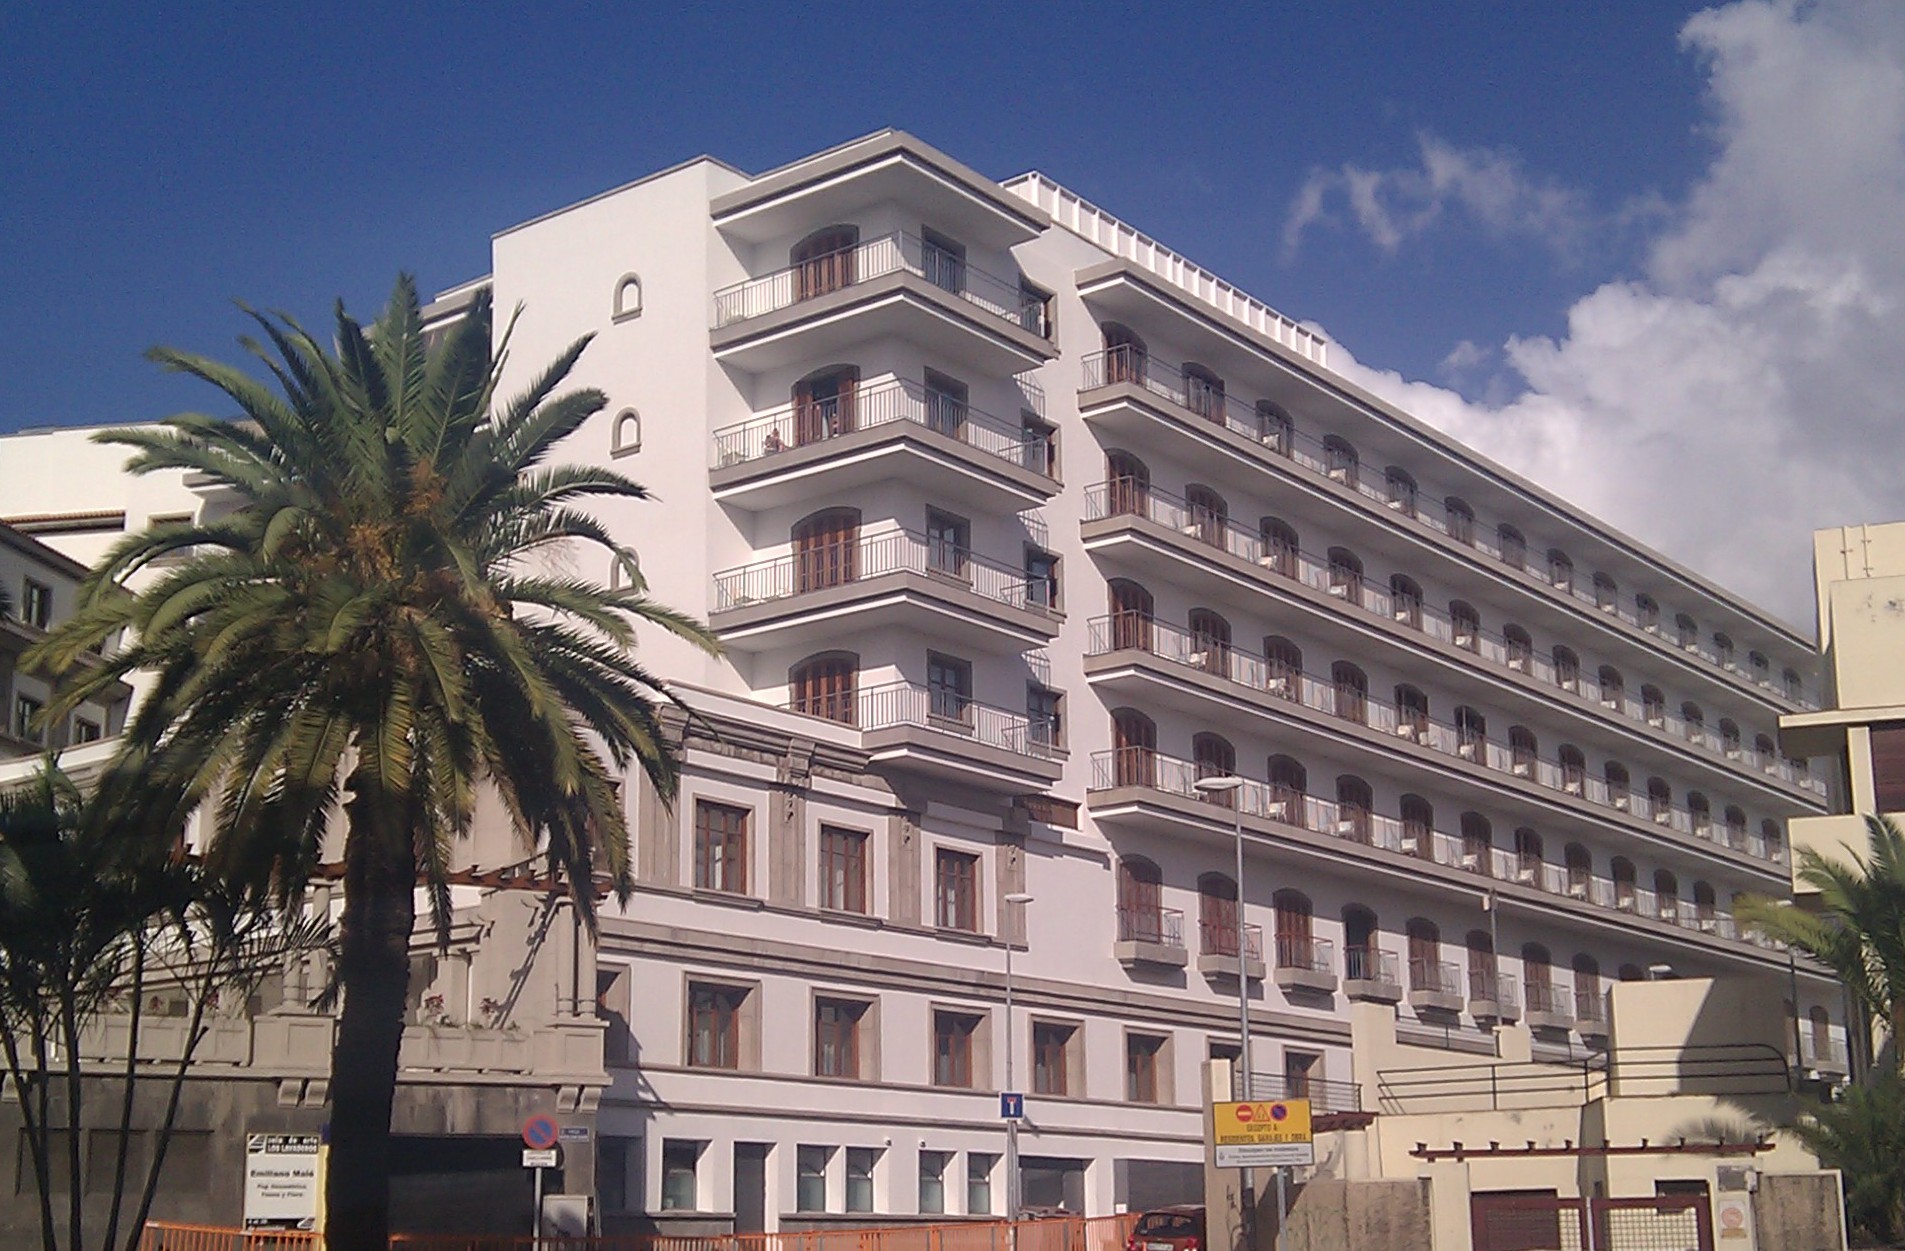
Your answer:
[244,1133,321,1231]
[1211,1099,1315,1168]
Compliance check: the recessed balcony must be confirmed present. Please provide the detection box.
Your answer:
[710,530,1062,654]
[1468,970,1520,1022]
[1197,920,1265,982]
[1114,902,1189,969]
[709,378,1058,513]
[1574,990,1610,1040]
[1524,983,1575,1033]
[1798,1033,1850,1078]
[710,232,1057,375]
[1273,936,1337,995]
[1344,946,1403,1004]
[788,679,1063,792]
[1408,961,1464,1014]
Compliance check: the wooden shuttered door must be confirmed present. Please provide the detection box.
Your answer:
[1872,723,1905,813]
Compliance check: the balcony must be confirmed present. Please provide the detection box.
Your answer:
[799,679,1064,791]
[1197,917,1265,982]
[1114,903,1189,969]
[1525,982,1575,1032]
[1408,961,1463,1014]
[1083,612,1788,873]
[1344,946,1402,1004]
[1798,1033,1850,1078]
[1236,1070,1365,1116]
[1075,352,1822,714]
[710,232,1057,375]
[1574,989,1610,1040]
[710,530,1062,654]
[1468,970,1520,1022]
[1081,481,1822,805]
[1274,936,1338,995]
[709,378,1059,513]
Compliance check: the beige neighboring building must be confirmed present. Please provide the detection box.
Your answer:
[0,520,131,756]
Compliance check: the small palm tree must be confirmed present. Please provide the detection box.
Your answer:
[1791,1066,1905,1245]
[30,276,715,1251]
[1739,815,1905,1068]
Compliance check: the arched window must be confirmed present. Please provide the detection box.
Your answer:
[791,364,860,444]
[793,507,860,592]
[1188,608,1232,676]
[1400,795,1434,858]
[1117,858,1164,944]
[1454,706,1487,759]
[1257,401,1293,455]
[1105,450,1150,516]
[1460,813,1493,875]
[1749,650,1771,682]
[1552,646,1580,691]
[1592,572,1618,611]
[1755,733,1777,765]
[1111,708,1156,787]
[1655,870,1680,921]
[1521,944,1555,1014]
[1762,819,1784,862]
[1182,363,1226,422]
[1693,880,1718,929]
[1327,547,1364,602]
[1268,756,1309,827]
[1198,872,1241,958]
[1783,668,1804,701]
[1646,776,1673,824]
[1108,579,1154,651]
[1497,525,1526,570]
[1260,517,1299,577]
[1713,632,1736,669]
[1504,624,1534,671]
[1604,761,1631,810]
[1719,718,1742,757]
[1103,322,1148,384]
[1548,549,1574,591]
[1450,601,1481,651]
[1688,791,1712,837]
[1572,954,1602,1018]
[790,652,858,724]
[1193,733,1237,805]
[1513,829,1543,883]
[1724,802,1750,844]
[1263,636,1303,699]
[611,408,642,457]
[1407,920,1444,992]
[1331,661,1368,725]
[1809,1005,1833,1059]
[791,224,860,299]
[1640,685,1665,726]
[1564,843,1592,897]
[1323,435,1359,488]
[1682,702,1706,742]
[1611,857,1637,910]
[1390,575,1424,628]
[612,272,643,321]
[1395,685,1429,741]
[1635,594,1660,632]
[1445,498,1475,544]
[1385,467,1417,515]
[1558,745,1587,795]
[1467,930,1497,1002]
[1273,890,1315,970]
[1675,613,1699,649]
[1337,775,1373,843]
[1343,907,1380,981]
[1185,484,1228,548]
[1597,665,1624,709]
[1509,726,1539,777]
[1619,963,1646,983]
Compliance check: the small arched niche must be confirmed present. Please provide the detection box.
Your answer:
[611,408,642,458]
[612,273,643,322]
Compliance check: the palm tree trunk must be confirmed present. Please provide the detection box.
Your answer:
[324,794,417,1251]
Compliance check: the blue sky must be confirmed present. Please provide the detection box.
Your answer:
[6,2,1905,622]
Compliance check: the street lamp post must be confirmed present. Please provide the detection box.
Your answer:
[1003,891,1034,1239]
[1193,775,1252,1240]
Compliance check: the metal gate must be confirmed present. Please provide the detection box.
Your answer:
[1472,1193,1713,1251]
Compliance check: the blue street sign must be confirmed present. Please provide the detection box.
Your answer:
[1000,1092,1024,1119]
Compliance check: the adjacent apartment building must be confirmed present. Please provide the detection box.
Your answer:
[0,131,1844,1235]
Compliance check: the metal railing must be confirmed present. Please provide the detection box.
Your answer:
[1086,748,1777,951]
[713,530,1049,615]
[1575,987,1609,1024]
[1275,934,1335,974]
[1468,968,1520,1011]
[1074,359,1823,713]
[1115,901,1185,948]
[1236,1069,1364,1114]
[1085,613,1790,866]
[1083,478,1820,800]
[845,680,1060,759]
[1410,959,1461,996]
[1525,980,1572,1017]
[1378,1043,1792,1114]
[710,377,1049,472]
[713,232,1050,336]
[1799,1032,1849,1073]
[1345,945,1400,985]
[1198,916,1263,962]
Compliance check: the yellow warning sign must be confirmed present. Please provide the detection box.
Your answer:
[1211,1100,1314,1167]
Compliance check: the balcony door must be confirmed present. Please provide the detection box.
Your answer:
[1118,859,1164,944]
[792,225,859,301]
[1111,707,1156,788]
[1108,579,1154,652]
[793,365,859,445]
[793,508,859,593]
[1199,873,1240,959]
[791,653,857,725]
[1106,451,1150,517]
[1103,323,1148,385]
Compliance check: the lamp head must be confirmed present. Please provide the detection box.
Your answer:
[1193,775,1245,794]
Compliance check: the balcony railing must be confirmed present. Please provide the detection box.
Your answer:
[1078,355,1822,713]
[1087,748,1777,951]
[1116,902,1185,949]
[1525,981,1571,1017]
[1468,969,1520,1012]
[714,530,1050,615]
[840,679,1060,759]
[1275,935,1334,974]
[1086,613,1788,867]
[1798,1033,1849,1074]
[1083,480,1820,800]
[1575,987,1608,1024]
[1410,960,1461,996]
[1198,916,1263,962]
[710,377,1048,471]
[1236,1070,1363,1115]
[1345,946,1400,985]
[713,232,1050,335]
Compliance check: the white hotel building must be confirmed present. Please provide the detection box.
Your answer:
[0,131,1844,1235]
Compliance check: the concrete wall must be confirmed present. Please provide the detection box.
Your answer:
[1753,1171,1847,1251]
[1271,1178,1431,1251]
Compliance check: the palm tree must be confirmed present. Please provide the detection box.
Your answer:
[1739,814,1905,1071]
[1790,1066,1905,1244]
[29,276,716,1251]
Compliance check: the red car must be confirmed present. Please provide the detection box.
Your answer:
[1127,1205,1205,1251]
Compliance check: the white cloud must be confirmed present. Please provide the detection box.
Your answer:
[1315,0,1905,628]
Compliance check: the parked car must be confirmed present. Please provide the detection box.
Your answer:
[1126,1204,1204,1251]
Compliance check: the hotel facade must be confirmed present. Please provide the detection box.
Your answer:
[0,131,1845,1236]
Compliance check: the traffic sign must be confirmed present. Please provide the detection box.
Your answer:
[522,1114,560,1150]
[1000,1092,1025,1119]
[558,1125,592,1143]
[523,1148,559,1169]
[1211,1099,1315,1168]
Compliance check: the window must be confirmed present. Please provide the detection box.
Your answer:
[1445,497,1475,544]
[1522,945,1555,1013]
[1688,791,1712,838]
[1327,547,1363,602]
[1395,685,1429,741]
[1509,726,1539,776]
[1188,608,1232,676]
[1504,625,1533,671]
[1407,920,1443,991]
[792,225,859,300]
[1185,485,1228,548]
[1565,844,1592,895]
[687,982,748,1069]
[1110,707,1158,786]
[1784,668,1804,701]
[693,800,749,894]
[1514,829,1543,881]
[1274,890,1314,969]
[1450,601,1480,651]
[1105,451,1150,516]
[1558,745,1587,794]
[1126,1033,1166,1103]
[1641,685,1666,726]
[1032,1022,1076,1096]
[1385,467,1417,515]
[1675,613,1699,649]
[1763,819,1785,862]
[1268,755,1308,826]
[1198,873,1241,958]
[792,507,860,591]
[1683,702,1706,741]
[923,369,968,436]
[815,998,867,1079]
[933,1011,978,1087]
[1260,518,1299,577]
[22,579,51,629]
[935,849,979,931]
[1338,775,1373,844]
[921,227,966,292]
[1193,733,1236,802]
[1257,401,1293,454]
[1497,525,1526,570]
[1023,413,1058,477]
[1872,724,1905,812]
[662,1141,701,1211]
[1343,907,1380,981]
[1719,719,1742,757]
[1460,814,1493,874]
[1331,661,1367,725]
[1263,636,1302,698]
[926,509,970,579]
[1612,858,1637,909]
[927,653,972,726]
[1400,795,1434,858]
[1549,550,1574,591]
[1323,435,1359,487]
[1605,761,1631,807]
[13,695,44,744]
[1552,646,1580,690]
[819,826,868,913]
[797,1145,831,1212]
[918,1150,950,1215]
[1183,364,1227,422]
[1655,870,1680,919]
[1635,594,1659,631]
[1713,632,1736,669]
[71,718,101,745]
[1027,685,1062,749]
[1284,1051,1319,1102]
[1647,776,1673,822]
[792,653,857,724]
[1466,932,1497,1001]
[1454,706,1487,759]
[1117,858,1164,944]
[1598,665,1625,708]
[1593,572,1619,610]
[791,365,860,446]
[967,1154,995,1215]
[1390,575,1423,628]
[1025,547,1060,610]
[1108,578,1154,651]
